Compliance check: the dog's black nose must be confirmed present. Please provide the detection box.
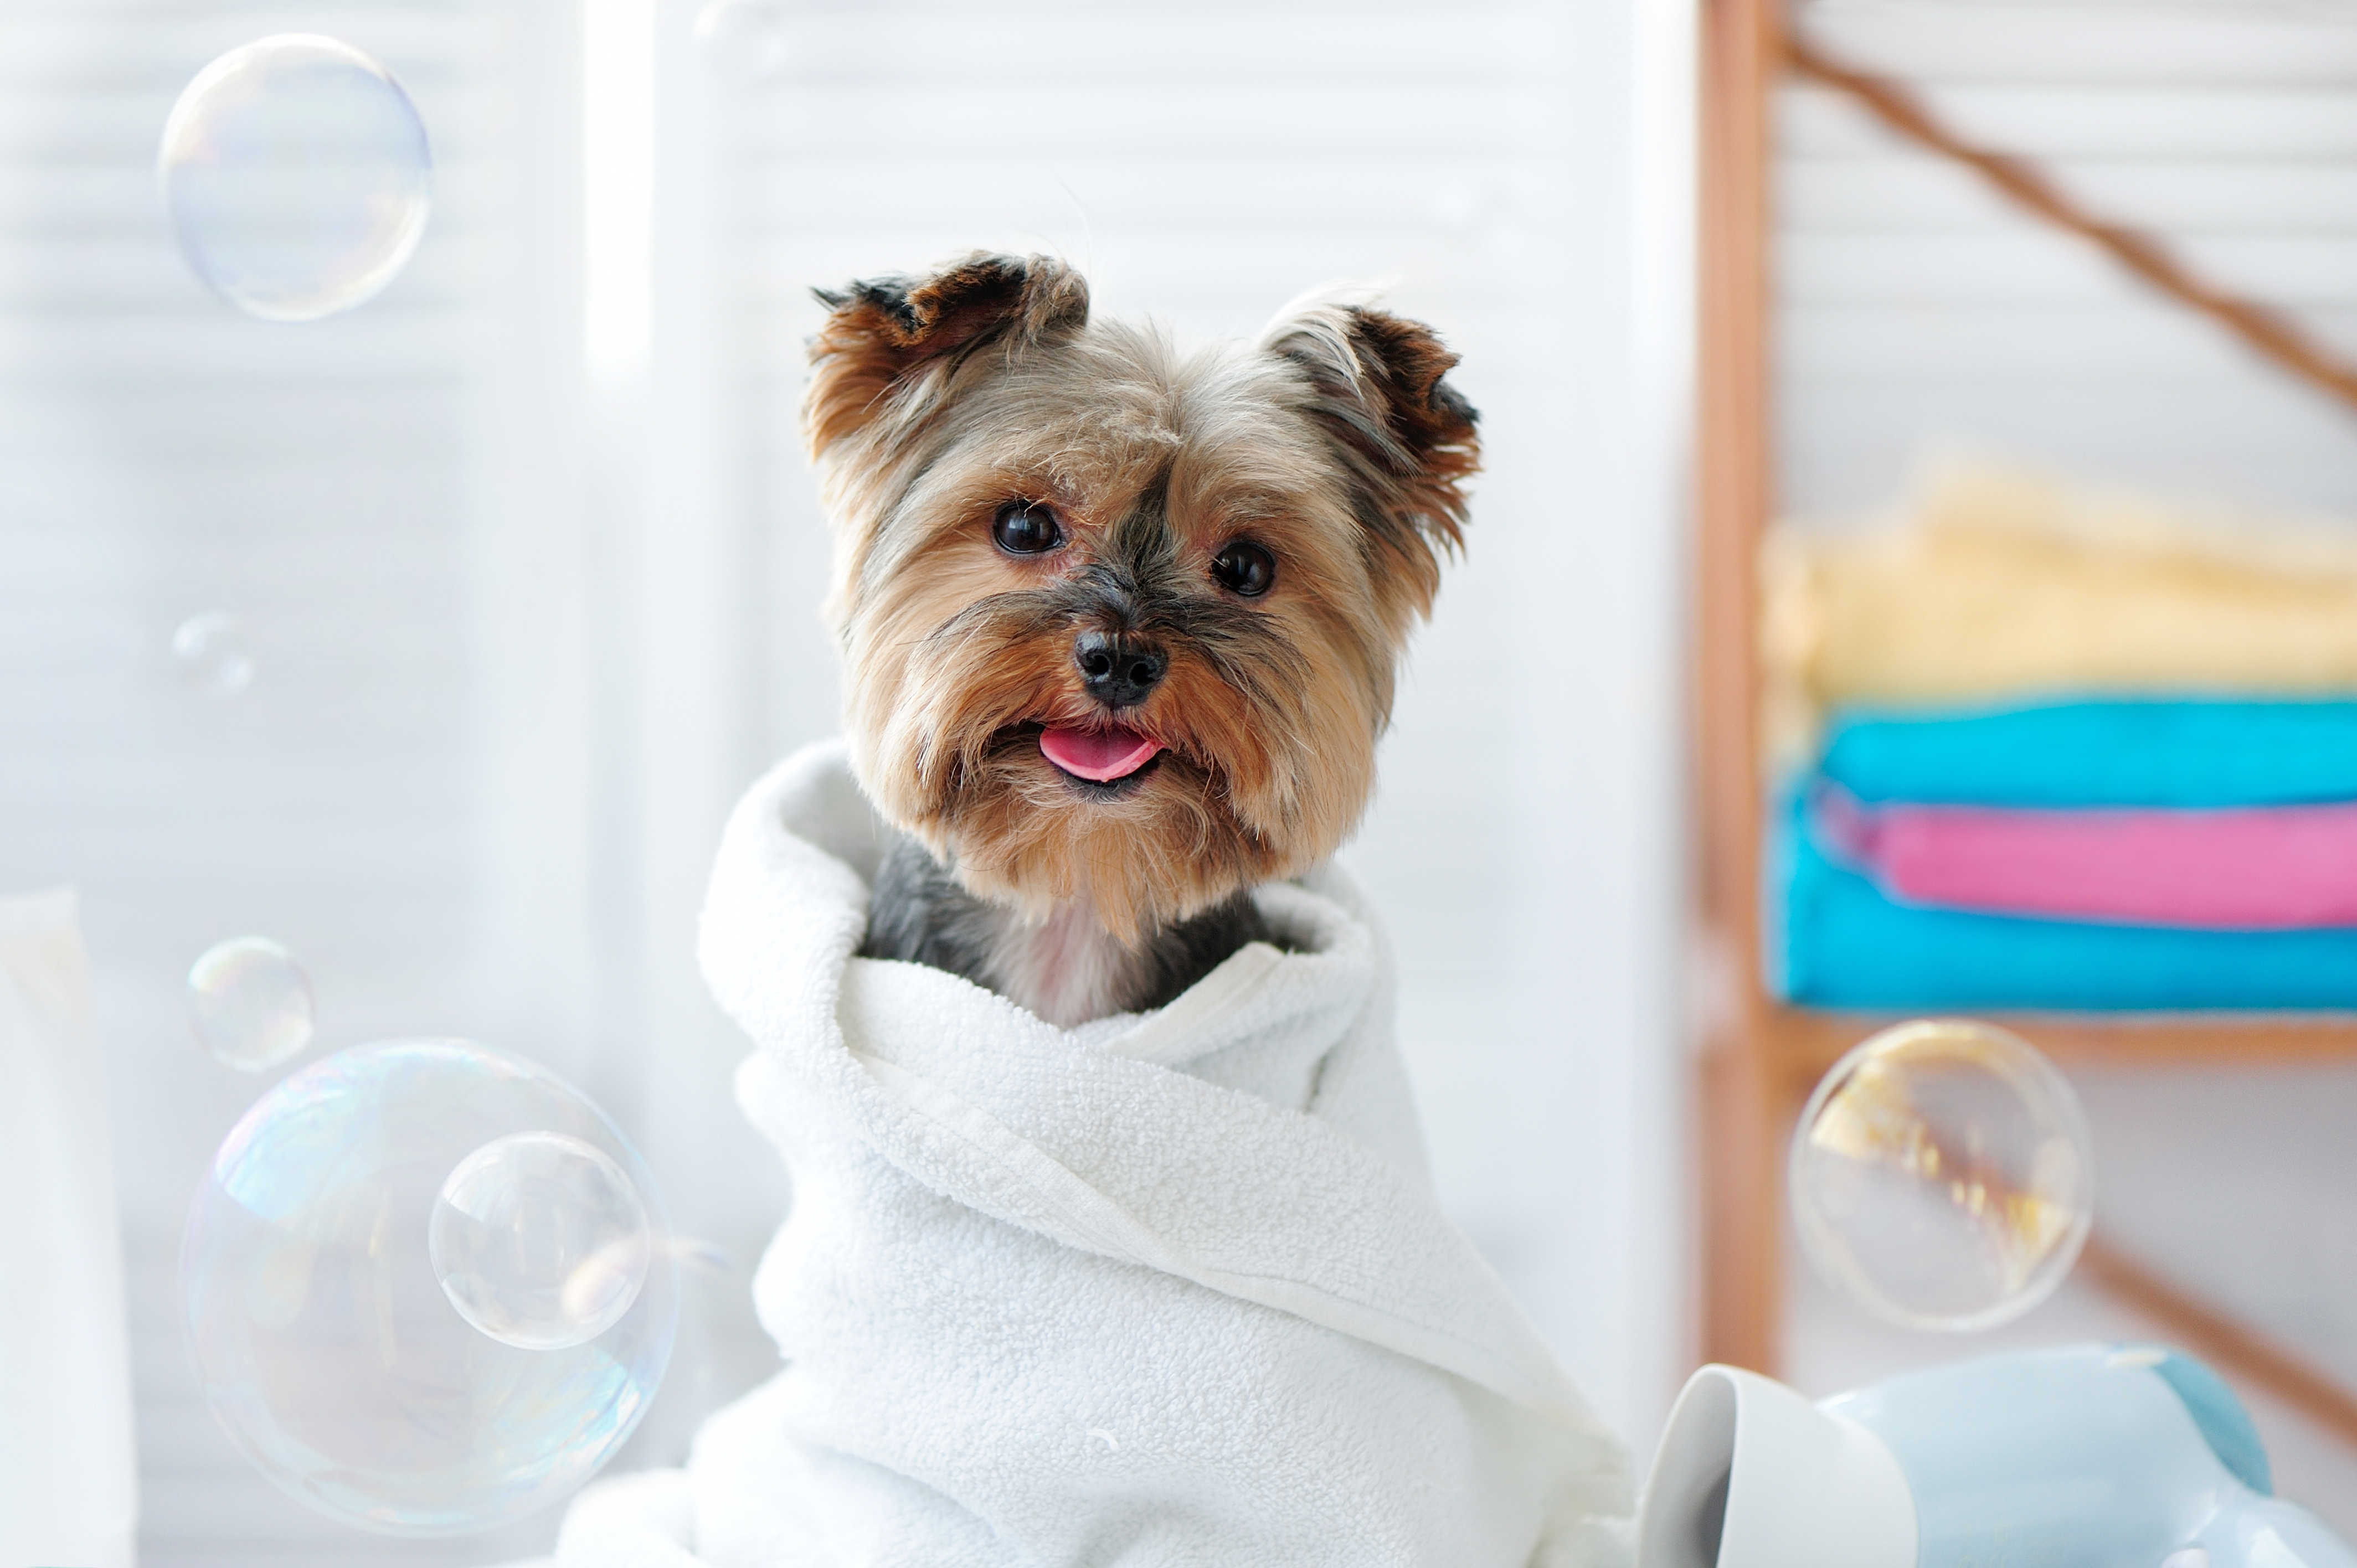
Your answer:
[1074,630,1167,709]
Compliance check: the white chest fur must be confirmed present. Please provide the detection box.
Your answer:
[971,897,1136,1028]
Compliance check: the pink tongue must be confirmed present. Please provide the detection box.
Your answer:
[1039,725,1164,782]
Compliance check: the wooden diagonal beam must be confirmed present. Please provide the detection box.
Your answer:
[1785,32,2357,419]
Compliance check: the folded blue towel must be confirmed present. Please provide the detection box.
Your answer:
[1822,700,2357,808]
[1777,795,2357,1009]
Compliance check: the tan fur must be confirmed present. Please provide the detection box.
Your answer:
[806,252,1478,950]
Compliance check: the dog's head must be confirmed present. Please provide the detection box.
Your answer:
[806,252,1478,940]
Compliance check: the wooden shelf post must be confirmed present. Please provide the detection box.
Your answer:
[1694,0,1782,1372]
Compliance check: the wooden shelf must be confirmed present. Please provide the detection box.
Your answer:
[1689,0,2357,1403]
[1764,1006,2357,1084]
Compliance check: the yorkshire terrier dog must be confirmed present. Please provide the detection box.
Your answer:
[807,253,1477,1027]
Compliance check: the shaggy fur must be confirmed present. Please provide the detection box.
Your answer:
[809,252,1478,1026]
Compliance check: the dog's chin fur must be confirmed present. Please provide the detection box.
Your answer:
[810,252,1478,1025]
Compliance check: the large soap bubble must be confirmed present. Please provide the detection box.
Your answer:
[158,35,431,321]
[187,936,315,1072]
[182,1040,676,1535]
[431,1132,653,1352]
[1790,1019,2094,1332]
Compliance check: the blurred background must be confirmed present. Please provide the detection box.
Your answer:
[17,0,2357,1562]
[0,0,1691,1561]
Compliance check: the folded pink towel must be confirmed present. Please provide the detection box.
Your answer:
[1813,787,2357,929]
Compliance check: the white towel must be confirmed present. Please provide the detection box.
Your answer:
[0,888,139,1568]
[560,741,1630,1567]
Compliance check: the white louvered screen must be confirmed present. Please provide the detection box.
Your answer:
[1780,0,2357,520]
[2,2,1692,1562]
[0,3,593,1564]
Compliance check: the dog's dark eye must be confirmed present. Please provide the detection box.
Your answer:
[1211,539,1276,597]
[992,501,1063,555]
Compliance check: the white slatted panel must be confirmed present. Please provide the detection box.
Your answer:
[0,3,581,1563]
[2,4,1692,1559]
[1780,0,2357,519]
[688,0,1689,1448]
[1776,0,2357,1533]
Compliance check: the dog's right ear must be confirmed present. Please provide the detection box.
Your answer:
[1262,295,1479,628]
[805,252,1090,455]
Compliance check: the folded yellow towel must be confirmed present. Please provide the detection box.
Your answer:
[1762,460,2357,767]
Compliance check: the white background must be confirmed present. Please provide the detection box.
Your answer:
[0,1,1695,1562]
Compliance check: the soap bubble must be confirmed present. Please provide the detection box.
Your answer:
[694,0,791,80]
[430,1132,652,1352]
[159,35,432,321]
[671,1236,734,1275]
[1790,1019,2094,1332]
[173,611,256,697]
[182,1040,676,1535]
[187,936,315,1072]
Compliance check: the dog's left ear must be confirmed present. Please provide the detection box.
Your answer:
[805,252,1091,458]
[1263,299,1480,622]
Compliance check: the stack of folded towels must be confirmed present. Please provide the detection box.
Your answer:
[1766,459,2357,1010]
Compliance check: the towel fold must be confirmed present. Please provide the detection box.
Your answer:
[1761,460,2357,766]
[1763,460,2357,1007]
[558,741,1630,1568]
[1815,786,2357,930]
[1778,796,2357,1010]
[1820,700,2357,808]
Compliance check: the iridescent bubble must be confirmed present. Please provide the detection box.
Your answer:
[430,1132,652,1352]
[158,35,432,321]
[670,1236,734,1275]
[181,1040,677,1535]
[172,611,256,697]
[1790,1018,2094,1332]
[693,0,791,80]
[187,936,314,1072]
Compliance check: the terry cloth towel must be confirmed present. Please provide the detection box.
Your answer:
[1777,795,2357,1009]
[1813,786,2357,930]
[0,888,138,1568]
[556,742,1632,1568]
[1759,459,2357,766]
[1819,700,2357,809]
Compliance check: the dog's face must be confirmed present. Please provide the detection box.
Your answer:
[805,254,1478,941]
